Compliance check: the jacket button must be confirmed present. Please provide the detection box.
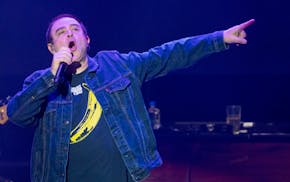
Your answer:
[65,121,70,125]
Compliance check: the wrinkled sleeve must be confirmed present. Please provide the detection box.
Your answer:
[7,69,57,127]
[120,31,228,84]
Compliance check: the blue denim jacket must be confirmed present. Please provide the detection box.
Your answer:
[7,31,227,182]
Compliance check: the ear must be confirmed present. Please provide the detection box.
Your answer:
[86,36,90,45]
[47,43,55,54]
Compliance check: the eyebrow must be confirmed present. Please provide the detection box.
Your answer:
[54,23,81,34]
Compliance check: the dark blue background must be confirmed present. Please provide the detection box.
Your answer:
[0,0,289,181]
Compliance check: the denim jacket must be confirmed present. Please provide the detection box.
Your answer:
[7,31,227,182]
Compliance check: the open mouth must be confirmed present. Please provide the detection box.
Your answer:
[68,41,77,51]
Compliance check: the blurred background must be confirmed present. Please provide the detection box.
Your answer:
[0,0,289,181]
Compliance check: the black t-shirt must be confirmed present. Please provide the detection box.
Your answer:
[66,70,133,182]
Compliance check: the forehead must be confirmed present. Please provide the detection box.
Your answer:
[51,17,80,32]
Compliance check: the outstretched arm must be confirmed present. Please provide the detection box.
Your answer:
[223,19,255,44]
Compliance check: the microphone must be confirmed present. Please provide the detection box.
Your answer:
[54,62,68,85]
[54,42,75,85]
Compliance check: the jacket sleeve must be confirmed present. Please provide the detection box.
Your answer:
[7,69,57,127]
[119,31,228,84]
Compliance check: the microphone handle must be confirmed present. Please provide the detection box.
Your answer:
[54,62,68,85]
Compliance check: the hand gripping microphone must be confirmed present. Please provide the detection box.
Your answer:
[54,42,74,85]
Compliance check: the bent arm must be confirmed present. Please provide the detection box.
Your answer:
[7,69,57,127]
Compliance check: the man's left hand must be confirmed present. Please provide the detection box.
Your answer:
[223,19,255,45]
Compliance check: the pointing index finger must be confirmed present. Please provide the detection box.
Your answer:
[239,19,255,30]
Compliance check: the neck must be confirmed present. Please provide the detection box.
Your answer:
[75,56,88,74]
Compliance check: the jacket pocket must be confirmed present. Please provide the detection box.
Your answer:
[105,77,131,93]
[42,101,58,133]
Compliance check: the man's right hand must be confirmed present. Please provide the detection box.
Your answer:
[51,47,73,76]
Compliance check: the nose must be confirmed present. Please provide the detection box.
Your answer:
[67,30,73,38]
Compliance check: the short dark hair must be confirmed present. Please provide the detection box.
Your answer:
[46,14,88,44]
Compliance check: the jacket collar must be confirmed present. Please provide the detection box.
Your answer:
[86,56,99,72]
